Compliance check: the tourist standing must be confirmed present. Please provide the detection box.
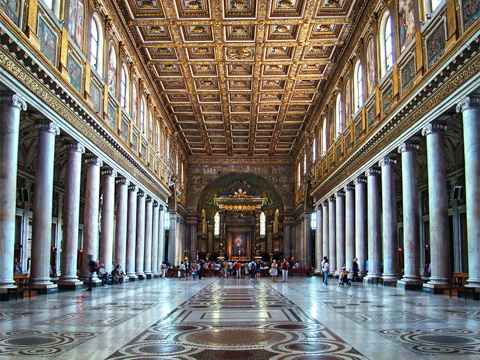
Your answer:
[322,257,330,285]
[353,258,359,282]
[270,260,278,282]
[281,258,289,282]
[87,255,97,291]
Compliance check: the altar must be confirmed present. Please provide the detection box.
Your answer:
[215,189,264,261]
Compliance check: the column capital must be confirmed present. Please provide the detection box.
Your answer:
[379,156,397,166]
[422,122,447,136]
[345,184,355,192]
[336,191,345,198]
[366,168,381,176]
[84,157,103,167]
[146,196,153,203]
[354,176,367,184]
[398,142,419,153]
[116,177,130,186]
[65,141,85,154]
[138,190,145,198]
[0,92,27,111]
[35,120,60,135]
[128,184,137,192]
[159,205,164,210]
[322,201,329,207]
[101,168,117,177]
[153,201,159,207]
[456,95,480,113]
[329,196,336,202]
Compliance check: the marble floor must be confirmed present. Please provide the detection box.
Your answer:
[0,276,479,360]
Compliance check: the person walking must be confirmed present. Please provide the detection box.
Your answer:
[281,258,289,282]
[353,258,359,282]
[86,255,97,291]
[321,257,330,285]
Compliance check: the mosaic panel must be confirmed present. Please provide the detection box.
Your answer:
[0,311,37,323]
[67,53,82,93]
[0,0,23,26]
[401,56,416,96]
[461,0,480,32]
[87,302,157,312]
[426,22,446,70]
[37,15,57,65]
[0,329,96,357]
[106,280,368,360]
[375,328,480,355]
[438,309,480,320]
[35,313,136,327]
[339,309,439,324]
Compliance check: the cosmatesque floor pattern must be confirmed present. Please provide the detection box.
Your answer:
[0,277,479,359]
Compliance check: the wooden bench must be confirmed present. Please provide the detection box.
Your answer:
[449,273,476,300]
[292,268,312,277]
[7,274,32,301]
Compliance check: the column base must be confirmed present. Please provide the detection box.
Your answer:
[58,280,84,291]
[397,279,424,290]
[146,274,152,279]
[363,275,382,285]
[137,274,146,280]
[153,273,160,278]
[29,283,58,294]
[128,275,138,281]
[423,282,451,294]
[81,278,102,287]
[382,275,400,286]
[463,285,480,300]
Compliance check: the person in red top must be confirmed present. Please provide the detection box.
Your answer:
[235,261,242,278]
[281,259,290,282]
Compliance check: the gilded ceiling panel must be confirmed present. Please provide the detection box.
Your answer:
[116,0,363,156]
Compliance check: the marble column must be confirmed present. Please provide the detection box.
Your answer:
[328,196,336,274]
[81,157,103,285]
[136,191,146,279]
[151,201,159,277]
[29,121,60,293]
[190,218,198,261]
[422,122,451,291]
[283,219,292,261]
[457,96,480,290]
[336,191,346,273]
[397,142,423,289]
[144,196,153,278]
[0,93,26,295]
[355,177,367,278]
[322,202,329,261]
[100,168,116,274]
[345,184,355,272]
[168,211,176,265]
[315,205,323,273]
[304,213,312,267]
[114,178,129,271]
[126,185,138,280]
[380,157,400,284]
[218,211,226,260]
[59,141,85,290]
[255,211,261,260]
[158,206,165,268]
[364,168,382,282]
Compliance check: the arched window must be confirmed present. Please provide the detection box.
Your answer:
[311,212,317,230]
[140,98,146,134]
[164,211,170,230]
[425,0,442,15]
[120,65,129,110]
[380,12,394,76]
[131,82,138,124]
[260,212,266,236]
[354,60,364,112]
[89,17,102,73]
[312,137,317,163]
[214,212,220,236]
[322,117,327,154]
[335,93,343,136]
[155,122,160,151]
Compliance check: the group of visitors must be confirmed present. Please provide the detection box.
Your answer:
[86,255,126,291]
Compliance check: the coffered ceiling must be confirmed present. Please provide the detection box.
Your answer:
[117,0,362,156]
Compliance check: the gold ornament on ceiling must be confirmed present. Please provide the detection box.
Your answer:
[233,26,247,34]
[233,1,246,9]
[279,0,294,8]
[149,26,163,34]
[192,26,205,34]
[276,25,289,33]
[227,48,253,60]
[196,48,209,53]
[140,0,154,9]
[187,1,200,10]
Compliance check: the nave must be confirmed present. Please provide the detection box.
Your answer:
[0,278,479,360]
